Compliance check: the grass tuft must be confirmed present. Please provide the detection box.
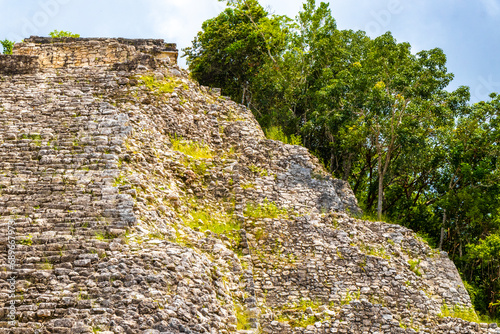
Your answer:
[235,304,251,330]
[94,231,116,242]
[183,205,240,238]
[276,299,323,328]
[244,199,288,219]
[171,136,214,159]
[17,234,33,246]
[408,259,422,277]
[439,303,480,323]
[139,75,184,94]
[248,164,268,177]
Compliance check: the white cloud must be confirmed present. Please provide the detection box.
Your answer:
[145,0,225,66]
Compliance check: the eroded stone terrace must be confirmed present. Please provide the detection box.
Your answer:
[0,38,498,334]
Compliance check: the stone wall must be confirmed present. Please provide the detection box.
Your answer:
[12,36,178,68]
[0,55,39,75]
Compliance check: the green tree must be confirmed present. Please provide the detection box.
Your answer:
[381,87,470,236]
[183,0,288,105]
[468,233,500,315]
[352,34,453,220]
[432,94,500,317]
[49,30,80,38]
[1,39,14,54]
[439,94,500,250]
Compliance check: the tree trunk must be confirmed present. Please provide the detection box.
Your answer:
[343,153,352,181]
[439,209,447,250]
[377,153,383,220]
[330,153,336,175]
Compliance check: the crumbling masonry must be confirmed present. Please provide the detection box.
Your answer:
[0,37,498,333]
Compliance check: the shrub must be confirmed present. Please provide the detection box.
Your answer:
[1,39,14,54]
[416,231,438,249]
[49,30,80,38]
[265,126,302,146]
[408,259,422,277]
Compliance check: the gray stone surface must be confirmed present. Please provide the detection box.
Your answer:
[0,55,39,75]
[0,38,494,334]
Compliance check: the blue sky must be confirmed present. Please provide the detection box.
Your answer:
[1,0,499,102]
